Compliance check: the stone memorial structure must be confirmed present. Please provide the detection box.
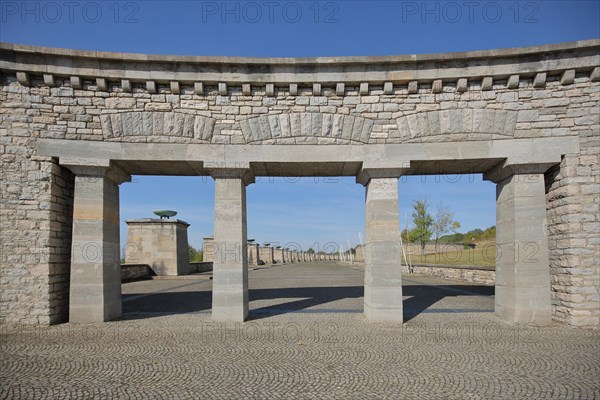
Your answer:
[0,40,598,328]
[125,218,190,276]
[274,247,284,264]
[259,245,275,265]
[247,242,260,265]
[355,245,365,262]
[202,237,215,263]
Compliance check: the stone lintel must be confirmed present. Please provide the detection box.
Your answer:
[37,136,579,177]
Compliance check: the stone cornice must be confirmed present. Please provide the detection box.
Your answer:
[1,40,599,92]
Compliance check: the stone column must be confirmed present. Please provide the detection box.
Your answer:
[247,242,259,266]
[210,168,254,322]
[274,247,284,263]
[358,169,404,323]
[259,246,274,264]
[66,162,130,323]
[485,164,552,325]
[354,245,365,262]
[203,237,215,263]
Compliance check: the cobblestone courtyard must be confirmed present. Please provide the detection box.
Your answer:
[2,262,599,399]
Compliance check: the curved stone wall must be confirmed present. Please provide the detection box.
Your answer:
[0,40,598,327]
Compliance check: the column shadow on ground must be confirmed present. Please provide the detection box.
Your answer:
[120,283,494,321]
[402,284,494,322]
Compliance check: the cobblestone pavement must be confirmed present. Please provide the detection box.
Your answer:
[2,262,599,399]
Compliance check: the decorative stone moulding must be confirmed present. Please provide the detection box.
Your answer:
[1,40,598,96]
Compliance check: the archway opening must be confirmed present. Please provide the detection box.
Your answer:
[119,175,215,319]
[245,176,365,320]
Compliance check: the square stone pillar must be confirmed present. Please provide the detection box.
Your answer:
[355,245,365,262]
[210,168,254,322]
[203,237,215,263]
[488,167,552,324]
[259,246,274,264]
[125,219,190,276]
[66,163,130,323]
[274,247,284,263]
[247,242,260,265]
[358,169,404,324]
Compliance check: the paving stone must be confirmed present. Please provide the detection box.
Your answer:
[1,262,598,399]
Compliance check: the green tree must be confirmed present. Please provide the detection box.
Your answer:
[432,203,461,252]
[307,248,315,254]
[188,245,203,262]
[412,199,433,255]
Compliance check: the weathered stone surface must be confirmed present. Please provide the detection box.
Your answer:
[43,74,54,87]
[0,40,598,328]
[396,109,518,142]
[561,70,575,85]
[211,171,250,322]
[482,77,493,91]
[408,81,418,94]
[507,74,520,89]
[493,172,552,324]
[125,219,190,276]
[362,177,403,323]
[240,113,374,144]
[194,82,204,95]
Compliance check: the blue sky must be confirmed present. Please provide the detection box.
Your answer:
[2,1,598,250]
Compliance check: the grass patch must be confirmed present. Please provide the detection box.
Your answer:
[407,245,496,267]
